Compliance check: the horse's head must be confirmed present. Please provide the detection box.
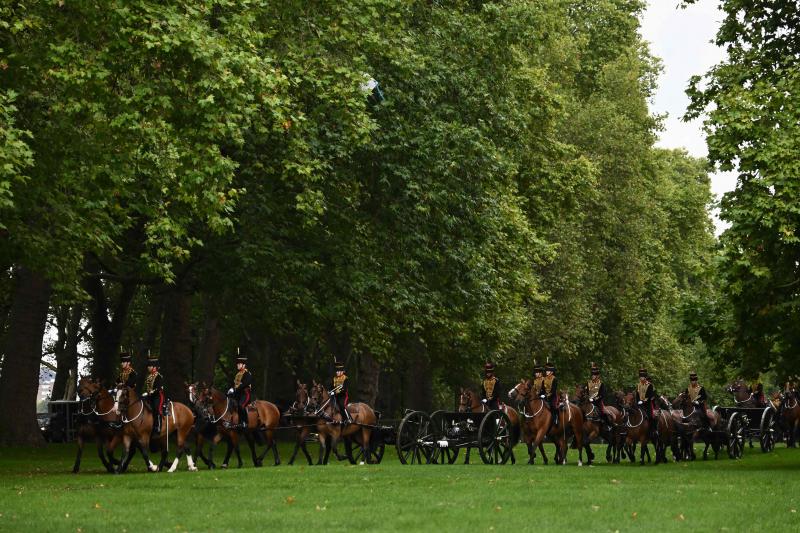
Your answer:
[77,377,101,401]
[508,379,531,404]
[115,386,133,415]
[621,391,635,409]
[770,390,783,408]
[309,380,326,408]
[458,387,477,413]
[672,391,687,409]
[575,384,588,402]
[293,380,310,413]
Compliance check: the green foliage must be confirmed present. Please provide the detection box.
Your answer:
[685,0,800,380]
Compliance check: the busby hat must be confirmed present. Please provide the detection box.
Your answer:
[147,356,160,367]
[689,371,698,380]
[638,367,648,378]
[120,352,132,363]
[533,359,543,373]
[484,361,496,372]
[545,359,555,372]
[591,362,600,375]
[236,357,248,364]
[334,360,345,371]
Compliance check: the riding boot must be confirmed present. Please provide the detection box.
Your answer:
[153,415,161,435]
[552,408,559,427]
[238,408,248,430]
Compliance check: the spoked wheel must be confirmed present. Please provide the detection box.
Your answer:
[428,411,460,465]
[396,411,433,465]
[345,438,386,464]
[759,407,776,452]
[478,410,513,464]
[727,413,744,459]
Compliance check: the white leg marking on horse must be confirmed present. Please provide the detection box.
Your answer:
[168,458,179,473]
[187,455,197,471]
[578,460,582,466]
[148,461,158,472]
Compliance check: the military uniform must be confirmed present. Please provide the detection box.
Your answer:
[588,363,610,426]
[634,367,656,439]
[332,361,350,424]
[532,361,544,402]
[481,362,502,411]
[542,361,559,427]
[228,356,253,430]
[684,371,710,428]
[142,358,165,434]
[115,353,138,390]
[750,378,766,407]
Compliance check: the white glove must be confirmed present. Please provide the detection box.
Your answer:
[539,395,546,399]
[142,392,149,397]
[227,388,234,395]
[637,400,643,405]
[481,399,487,404]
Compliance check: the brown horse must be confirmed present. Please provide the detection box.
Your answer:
[187,382,244,469]
[309,381,378,464]
[773,389,800,447]
[196,384,281,467]
[621,392,675,465]
[671,392,723,460]
[457,387,519,465]
[115,386,197,473]
[727,379,760,407]
[73,377,125,473]
[285,381,316,465]
[574,384,624,464]
[508,379,585,465]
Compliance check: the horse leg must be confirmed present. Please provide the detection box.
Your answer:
[245,432,261,467]
[267,430,280,466]
[464,446,471,465]
[362,428,372,464]
[526,442,535,465]
[317,434,327,465]
[72,435,85,473]
[288,430,303,465]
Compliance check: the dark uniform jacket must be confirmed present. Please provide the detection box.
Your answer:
[117,367,138,389]
[542,375,558,407]
[333,373,349,401]
[635,380,654,416]
[233,369,253,402]
[685,383,707,405]
[587,378,606,404]
[142,372,164,396]
[481,377,502,408]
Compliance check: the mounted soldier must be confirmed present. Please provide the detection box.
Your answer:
[587,362,611,427]
[481,361,502,410]
[141,356,165,435]
[331,360,351,424]
[542,360,559,427]
[227,354,253,430]
[683,371,710,428]
[532,360,544,399]
[634,367,656,440]
[115,352,137,390]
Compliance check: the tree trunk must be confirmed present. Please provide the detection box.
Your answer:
[50,305,69,401]
[356,351,380,406]
[194,294,220,385]
[133,287,165,375]
[402,338,433,412]
[83,259,137,384]
[160,282,192,402]
[51,303,83,401]
[0,267,51,446]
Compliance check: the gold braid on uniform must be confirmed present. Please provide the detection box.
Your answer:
[234,370,245,388]
[333,374,347,389]
[533,377,544,394]
[588,378,602,399]
[637,381,649,401]
[483,377,496,398]
[144,373,158,394]
[688,382,701,402]
[543,375,555,394]
[119,368,132,383]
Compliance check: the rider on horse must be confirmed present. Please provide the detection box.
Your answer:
[683,371,710,428]
[541,360,558,427]
[588,362,611,427]
[532,360,544,399]
[635,367,656,440]
[227,355,253,430]
[750,376,766,407]
[331,360,351,424]
[481,361,502,410]
[115,352,138,390]
[141,356,165,434]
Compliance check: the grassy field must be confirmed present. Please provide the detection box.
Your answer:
[1,441,799,532]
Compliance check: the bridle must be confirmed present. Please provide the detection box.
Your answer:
[512,383,544,419]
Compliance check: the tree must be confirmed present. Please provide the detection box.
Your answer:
[685,0,800,378]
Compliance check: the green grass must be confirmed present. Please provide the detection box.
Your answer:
[1,442,799,532]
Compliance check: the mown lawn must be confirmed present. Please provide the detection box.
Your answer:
[1,441,798,532]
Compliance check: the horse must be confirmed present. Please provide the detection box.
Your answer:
[187,382,244,469]
[671,392,723,460]
[727,379,760,407]
[73,377,126,473]
[309,381,378,465]
[508,379,585,465]
[621,392,675,465]
[285,381,316,465]
[457,387,519,465]
[115,386,197,473]
[773,389,800,447]
[196,384,281,467]
[574,384,624,464]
